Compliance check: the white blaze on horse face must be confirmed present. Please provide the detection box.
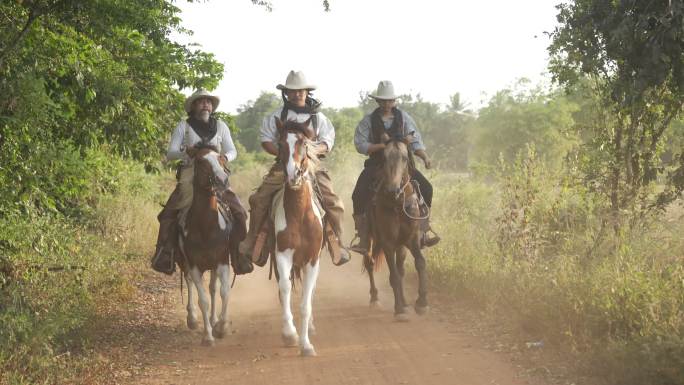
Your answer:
[285,133,300,185]
[202,151,229,185]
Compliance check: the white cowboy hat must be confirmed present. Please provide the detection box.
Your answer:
[276,70,317,91]
[184,89,220,113]
[369,80,398,100]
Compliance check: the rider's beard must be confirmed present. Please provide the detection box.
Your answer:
[195,110,211,122]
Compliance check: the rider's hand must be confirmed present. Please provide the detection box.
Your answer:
[186,146,199,158]
[423,157,432,169]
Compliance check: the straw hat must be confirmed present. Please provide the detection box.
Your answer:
[184,89,220,113]
[276,70,316,91]
[369,80,398,100]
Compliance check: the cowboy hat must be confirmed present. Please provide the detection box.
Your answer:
[184,89,220,113]
[276,70,316,91]
[369,80,398,100]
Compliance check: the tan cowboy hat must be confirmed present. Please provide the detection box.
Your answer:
[276,70,316,91]
[369,80,398,100]
[184,89,220,113]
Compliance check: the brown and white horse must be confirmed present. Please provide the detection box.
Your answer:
[177,146,235,346]
[365,137,429,321]
[271,117,324,356]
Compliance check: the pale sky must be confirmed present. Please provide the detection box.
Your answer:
[173,0,560,113]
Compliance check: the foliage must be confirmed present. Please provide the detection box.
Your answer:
[473,80,578,171]
[428,162,684,385]
[0,0,224,169]
[234,92,281,152]
[0,147,161,384]
[549,0,684,224]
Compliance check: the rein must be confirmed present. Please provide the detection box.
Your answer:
[385,169,430,221]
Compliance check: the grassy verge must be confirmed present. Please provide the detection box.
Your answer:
[427,157,684,385]
[0,148,166,385]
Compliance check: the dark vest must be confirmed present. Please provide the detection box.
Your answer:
[367,108,404,167]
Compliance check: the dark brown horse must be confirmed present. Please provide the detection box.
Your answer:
[177,146,239,346]
[365,137,429,321]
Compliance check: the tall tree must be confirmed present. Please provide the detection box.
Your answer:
[234,92,281,152]
[549,0,684,224]
[0,0,223,214]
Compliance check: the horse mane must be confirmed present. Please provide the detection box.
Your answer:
[193,143,219,154]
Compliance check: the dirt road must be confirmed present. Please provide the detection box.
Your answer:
[125,256,543,385]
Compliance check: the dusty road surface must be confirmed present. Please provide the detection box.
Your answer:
[128,257,544,385]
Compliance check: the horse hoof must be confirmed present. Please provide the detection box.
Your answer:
[201,338,215,347]
[394,312,410,322]
[300,346,317,357]
[282,333,299,347]
[369,300,381,308]
[415,305,430,315]
[212,321,227,339]
[187,317,199,330]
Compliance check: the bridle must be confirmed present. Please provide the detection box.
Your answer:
[381,140,430,221]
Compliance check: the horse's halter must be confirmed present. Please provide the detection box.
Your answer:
[276,118,315,189]
[193,148,230,198]
[378,139,429,220]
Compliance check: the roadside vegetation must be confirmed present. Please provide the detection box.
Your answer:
[1,1,682,384]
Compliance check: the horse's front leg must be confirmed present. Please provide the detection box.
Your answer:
[299,259,320,356]
[384,246,408,321]
[276,249,298,347]
[212,263,231,339]
[188,266,214,346]
[184,271,198,330]
[409,244,429,315]
[396,246,409,309]
[209,269,218,327]
[364,250,380,306]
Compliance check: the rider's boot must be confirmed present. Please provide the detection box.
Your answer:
[151,214,177,275]
[325,222,351,266]
[349,214,370,255]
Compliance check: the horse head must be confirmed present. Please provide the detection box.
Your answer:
[275,117,318,189]
[381,134,412,199]
[191,144,230,195]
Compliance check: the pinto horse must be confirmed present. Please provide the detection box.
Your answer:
[270,117,324,357]
[177,145,236,346]
[365,137,429,321]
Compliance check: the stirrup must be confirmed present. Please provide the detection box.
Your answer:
[348,235,369,255]
[421,230,441,248]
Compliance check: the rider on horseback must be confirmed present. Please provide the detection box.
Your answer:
[151,89,250,275]
[239,70,350,266]
[350,81,441,254]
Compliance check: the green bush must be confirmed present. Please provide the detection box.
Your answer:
[0,145,162,384]
[427,148,684,385]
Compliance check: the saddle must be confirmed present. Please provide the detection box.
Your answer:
[251,179,326,268]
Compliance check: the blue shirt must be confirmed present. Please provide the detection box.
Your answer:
[354,110,426,155]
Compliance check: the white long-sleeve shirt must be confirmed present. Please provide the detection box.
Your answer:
[260,107,335,151]
[166,119,237,164]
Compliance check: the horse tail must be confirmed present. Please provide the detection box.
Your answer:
[290,266,302,290]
